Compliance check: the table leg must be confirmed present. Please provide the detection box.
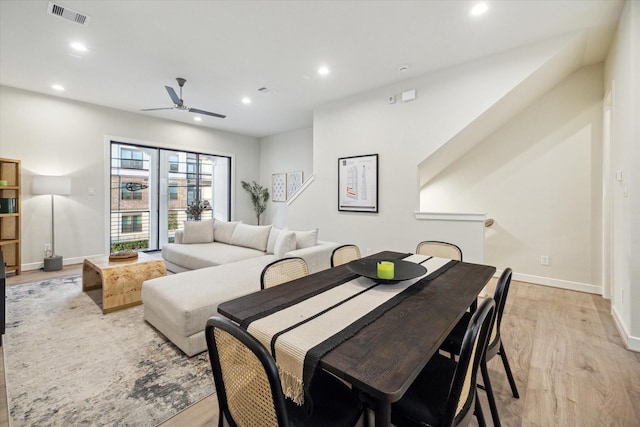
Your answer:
[357,391,391,427]
[373,399,391,427]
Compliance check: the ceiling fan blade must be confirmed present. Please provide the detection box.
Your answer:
[189,108,226,119]
[165,86,182,106]
[140,107,173,111]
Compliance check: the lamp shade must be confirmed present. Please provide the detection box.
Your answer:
[32,175,71,195]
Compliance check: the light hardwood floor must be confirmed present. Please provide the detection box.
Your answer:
[2,266,639,426]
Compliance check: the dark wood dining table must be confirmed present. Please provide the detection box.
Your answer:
[217,250,496,427]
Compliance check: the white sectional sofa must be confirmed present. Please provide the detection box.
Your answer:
[142,219,338,356]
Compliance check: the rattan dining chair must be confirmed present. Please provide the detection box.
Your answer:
[440,268,519,427]
[206,316,364,427]
[260,257,309,290]
[331,244,361,267]
[391,298,495,427]
[416,240,463,261]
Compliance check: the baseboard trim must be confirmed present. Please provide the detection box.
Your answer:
[611,305,640,353]
[21,255,105,272]
[501,271,602,295]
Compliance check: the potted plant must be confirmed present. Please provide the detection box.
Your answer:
[185,199,210,221]
[241,180,269,225]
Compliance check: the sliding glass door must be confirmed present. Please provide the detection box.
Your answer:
[159,150,231,243]
[110,141,230,252]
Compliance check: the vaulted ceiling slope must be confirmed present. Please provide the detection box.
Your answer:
[0,0,624,138]
[418,31,601,187]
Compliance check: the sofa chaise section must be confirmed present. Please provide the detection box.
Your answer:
[142,256,275,356]
[143,220,340,356]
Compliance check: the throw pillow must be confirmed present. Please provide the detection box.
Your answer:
[295,229,318,249]
[230,223,272,251]
[181,219,214,244]
[214,220,240,244]
[274,231,296,259]
[266,227,283,254]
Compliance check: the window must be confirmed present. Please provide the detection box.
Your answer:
[121,215,142,233]
[121,184,143,200]
[169,186,178,200]
[187,158,197,180]
[169,155,179,172]
[111,141,231,252]
[121,148,144,169]
[187,187,197,205]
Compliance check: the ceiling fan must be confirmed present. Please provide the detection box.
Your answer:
[141,77,226,119]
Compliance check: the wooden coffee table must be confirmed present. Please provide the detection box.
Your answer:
[82,252,166,313]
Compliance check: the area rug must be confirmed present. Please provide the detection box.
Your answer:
[3,275,215,426]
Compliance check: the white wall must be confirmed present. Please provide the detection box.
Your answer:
[285,37,586,264]
[604,0,640,350]
[258,128,313,227]
[421,65,604,293]
[0,85,260,269]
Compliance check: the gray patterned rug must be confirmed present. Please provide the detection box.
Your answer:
[3,275,215,426]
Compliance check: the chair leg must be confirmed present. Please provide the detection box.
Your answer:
[499,342,520,399]
[481,359,501,427]
[362,406,370,427]
[475,396,487,427]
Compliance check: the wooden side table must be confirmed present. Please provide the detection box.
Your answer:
[82,252,166,313]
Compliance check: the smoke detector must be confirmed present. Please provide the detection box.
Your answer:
[47,1,91,26]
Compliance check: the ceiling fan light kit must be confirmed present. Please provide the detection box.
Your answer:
[141,77,226,119]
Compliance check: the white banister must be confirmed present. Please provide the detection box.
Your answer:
[286,175,315,206]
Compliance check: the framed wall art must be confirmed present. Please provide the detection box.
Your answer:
[272,173,286,202]
[338,154,378,213]
[287,171,303,199]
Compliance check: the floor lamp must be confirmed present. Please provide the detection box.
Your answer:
[32,175,71,271]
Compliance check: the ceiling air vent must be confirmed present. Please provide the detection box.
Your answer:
[257,87,277,95]
[47,1,91,26]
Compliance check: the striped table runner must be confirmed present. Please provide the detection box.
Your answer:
[246,254,457,404]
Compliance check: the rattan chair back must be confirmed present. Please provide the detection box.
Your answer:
[331,244,361,267]
[447,298,495,425]
[488,268,512,353]
[260,257,309,289]
[416,240,463,261]
[206,316,289,427]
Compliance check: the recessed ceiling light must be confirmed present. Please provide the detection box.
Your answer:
[51,84,65,91]
[70,42,87,52]
[241,97,251,105]
[318,66,330,76]
[398,65,409,73]
[470,2,489,16]
[193,116,202,122]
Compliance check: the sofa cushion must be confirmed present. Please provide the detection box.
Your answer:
[214,220,240,244]
[295,229,318,249]
[274,231,296,259]
[266,227,284,254]
[162,241,266,270]
[230,223,272,251]
[181,219,214,244]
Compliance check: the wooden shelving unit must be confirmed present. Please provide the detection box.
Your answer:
[0,158,21,275]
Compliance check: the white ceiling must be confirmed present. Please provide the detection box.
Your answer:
[0,0,624,138]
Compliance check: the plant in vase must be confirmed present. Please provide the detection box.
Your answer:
[241,180,269,225]
[186,199,210,221]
